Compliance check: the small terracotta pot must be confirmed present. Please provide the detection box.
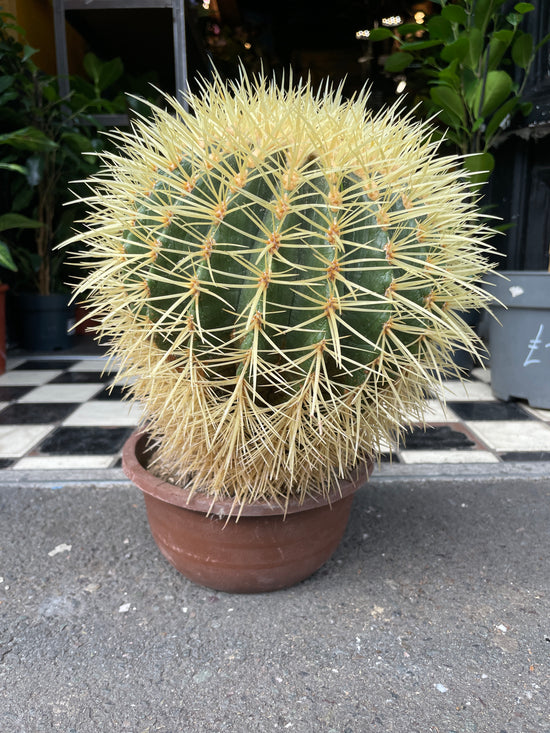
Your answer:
[122,432,373,593]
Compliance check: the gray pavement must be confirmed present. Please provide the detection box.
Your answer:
[1,471,549,732]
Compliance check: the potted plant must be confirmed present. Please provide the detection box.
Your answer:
[0,10,126,350]
[368,0,548,187]
[368,0,550,386]
[66,70,496,593]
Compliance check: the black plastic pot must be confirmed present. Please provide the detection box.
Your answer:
[16,293,74,351]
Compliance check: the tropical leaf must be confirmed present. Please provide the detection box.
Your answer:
[0,241,17,272]
[0,127,57,152]
[0,213,43,232]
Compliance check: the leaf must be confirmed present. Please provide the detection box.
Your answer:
[368,27,394,42]
[0,162,27,175]
[492,29,514,43]
[465,77,483,113]
[535,32,550,52]
[0,242,17,272]
[512,33,533,69]
[0,213,43,232]
[426,16,453,42]
[61,132,93,154]
[384,52,414,72]
[97,57,123,91]
[474,70,513,117]
[430,85,466,125]
[396,23,425,36]
[0,127,58,152]
[437,60,461,89]
[463,152,495,188]
[42,83,60,103]
[441,5,468,26]
[83,52,102,85]
[0,90,17,106]
[465,28,483,71]
[519,101,533,116]
[514,3,534,13]
[22,44,37,62]
[399,39,444,51]
[474,0,494,30]
[487,32,513,70]
[441,37,469,62]
[0,75,13,94]
[506,12,522,27]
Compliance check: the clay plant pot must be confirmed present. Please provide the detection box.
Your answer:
[122,431,373,594]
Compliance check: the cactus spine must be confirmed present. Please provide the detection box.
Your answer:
[70,71,496,505]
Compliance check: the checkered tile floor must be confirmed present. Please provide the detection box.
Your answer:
[0,357,140,470]
[1,356,550,471]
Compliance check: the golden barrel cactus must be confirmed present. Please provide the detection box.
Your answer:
[69,71,496,505]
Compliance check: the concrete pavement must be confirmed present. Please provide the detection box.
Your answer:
[1,471,549,732]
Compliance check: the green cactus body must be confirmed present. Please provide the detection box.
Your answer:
[70,72,496,504]
[122,160,430,385]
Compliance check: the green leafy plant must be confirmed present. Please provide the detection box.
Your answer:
[370,0,550,186]
[67,70,496,506]
[0,10,126,293]
[0,213,40,274]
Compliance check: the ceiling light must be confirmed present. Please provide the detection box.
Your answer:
[382,16,402,27]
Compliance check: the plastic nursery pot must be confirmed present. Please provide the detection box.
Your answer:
[122,432,373,594]
[487,271,550,409]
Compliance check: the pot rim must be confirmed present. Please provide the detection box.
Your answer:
[122,430,372,517]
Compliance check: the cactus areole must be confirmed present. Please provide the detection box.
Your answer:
[69,71,496,507]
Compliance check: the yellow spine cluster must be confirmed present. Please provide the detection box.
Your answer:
[66,70,497,506]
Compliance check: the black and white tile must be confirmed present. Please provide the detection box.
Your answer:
[0,358,549,471]
[0,358,139,470]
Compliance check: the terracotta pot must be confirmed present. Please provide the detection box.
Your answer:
[122,432,373,593]
[74,303,103,336]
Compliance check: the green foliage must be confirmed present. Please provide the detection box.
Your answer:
[0,242,17,272]
[371,0,550,186]
[0,11,127,293]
